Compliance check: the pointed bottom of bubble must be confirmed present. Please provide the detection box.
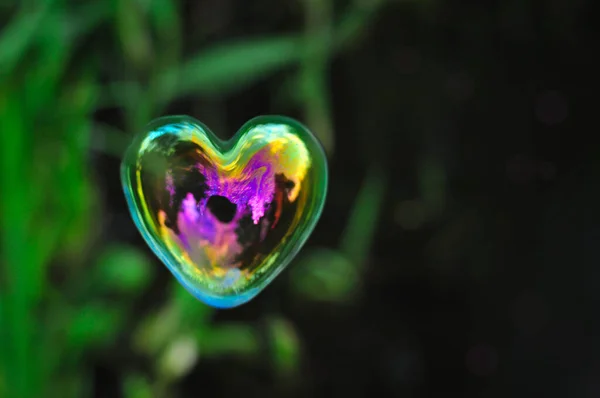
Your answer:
[172,271,261,309]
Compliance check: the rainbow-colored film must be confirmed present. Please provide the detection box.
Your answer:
[121,115,328,308]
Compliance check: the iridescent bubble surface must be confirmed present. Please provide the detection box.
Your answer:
[121,115,328,308]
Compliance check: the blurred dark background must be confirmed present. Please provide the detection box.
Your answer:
[1,0,599,397]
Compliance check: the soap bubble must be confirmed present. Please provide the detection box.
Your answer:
[121,115,328,308]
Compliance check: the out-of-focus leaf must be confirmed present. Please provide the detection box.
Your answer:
[102,80,155,134]
[94,244,154,294]
[123,373,154,398]
[293,165,385,303]
[339,163,386,266]
[268,317,301,376]
[0,88,41,398]
[101,0,389,110]
[199,323,259,359]
[90,123,130,158]
[133,306,177,355]
[0,294,4,375]
[0,0,52,74]
[0,1,110,75]
[115,0,153,71]
[292,248,359,302]
[25,20,70,112]
[51,77,99,263]
[68,1,113,40]
[0,356,5,397]
[67,302,125,351]
[131,285,211,369]
[299,0,335,154]
[51,375,90,398]
[172,282,213,327]
[335,0,386,50]
[155,35,303,103]
[157,334,198,381]
[299,65,334,153]
[148,0,179,28]
[148,0,181,69]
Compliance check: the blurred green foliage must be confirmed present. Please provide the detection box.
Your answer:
[0,0,389,397]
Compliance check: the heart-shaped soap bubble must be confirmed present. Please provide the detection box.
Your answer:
[121,115,328,308]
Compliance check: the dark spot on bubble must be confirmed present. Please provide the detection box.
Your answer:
[236,212,261,246]
[164,218,175,230]
[283,179,295,190]
[206,195,237,223]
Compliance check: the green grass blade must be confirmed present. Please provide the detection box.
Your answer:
[68,1,113,40]
[115,0,153,72]
[155,35,303,103]
[299,0,335,153]
[148,0,181,70]
[335,0,387,50]
[339,163,387,266]
[0,88,38,398]
[0,0,54,74]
